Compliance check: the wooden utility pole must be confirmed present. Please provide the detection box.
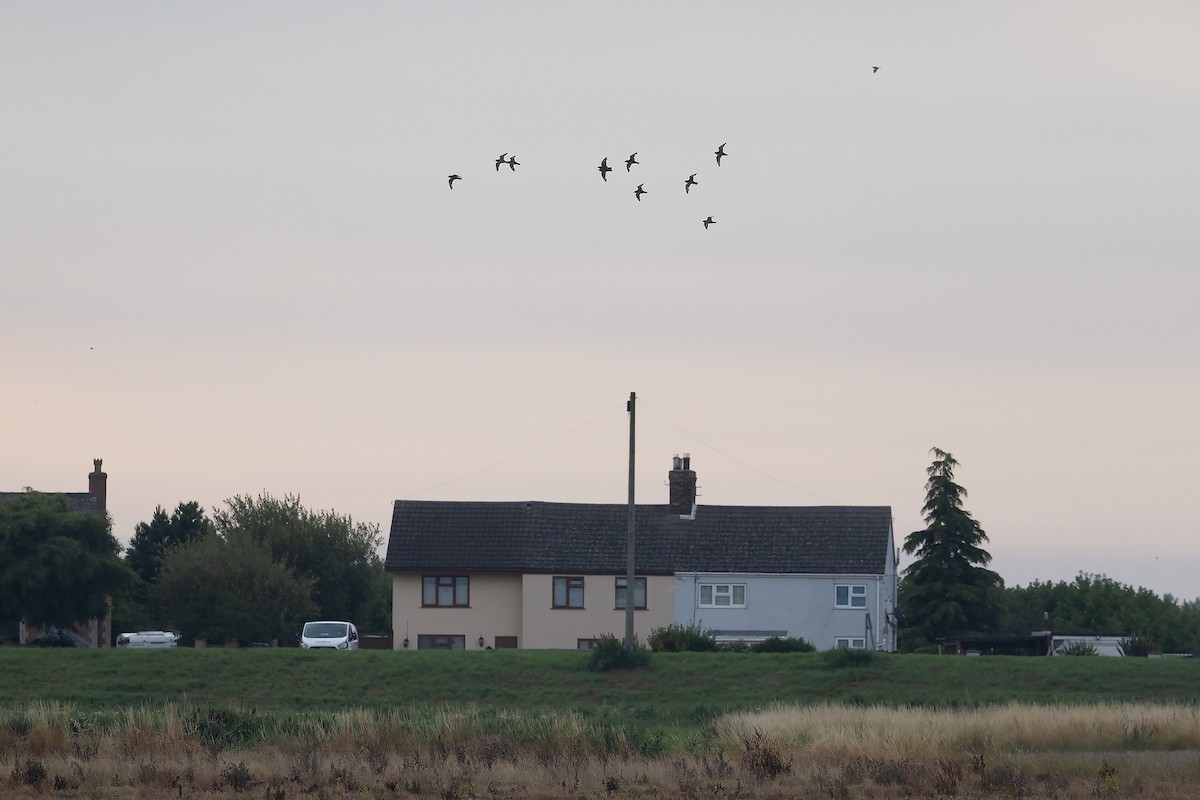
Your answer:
[625,391,636,650]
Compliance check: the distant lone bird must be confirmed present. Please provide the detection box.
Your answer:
[715,143,727,166]
[506,155,519,171]
[703,216,715,229]
[626,152,639,172]
[495,153,508,171]
[448,174,462,189]
[598,157,613,181]
[872,66,880,73]
[634,183,646,201]
[684,173,698,193]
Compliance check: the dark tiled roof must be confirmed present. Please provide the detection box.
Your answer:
[385,501,892,575]
[0,492,98,513]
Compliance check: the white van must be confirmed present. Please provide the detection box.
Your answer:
[300,621,359,650]
[116,631,180,648]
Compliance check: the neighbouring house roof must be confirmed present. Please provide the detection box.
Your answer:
[385,500,893,576]
[0,491,99,514]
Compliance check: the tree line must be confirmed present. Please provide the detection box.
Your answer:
[899,448,1200,654]
[0,491,390,646]
[3,452,1195,652]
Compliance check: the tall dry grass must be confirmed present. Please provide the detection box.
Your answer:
[717,702,1200,760]
[4,701,1200,798]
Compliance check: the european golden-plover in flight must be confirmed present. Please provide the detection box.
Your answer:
[715,143,727,166]
[684,173,698,193]
[448,174,462,189]
[634,183,646,201]
[598,157,613,181]
[506,155,519,171]
[703,216,715,229]
[872,66,880,73]
[495,153,508,171]
[626,152,639,172]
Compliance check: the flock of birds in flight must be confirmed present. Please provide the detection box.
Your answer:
[446,142,734,230]
[443,68,883,229]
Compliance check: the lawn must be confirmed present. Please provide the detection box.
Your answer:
[4,647,1198,716]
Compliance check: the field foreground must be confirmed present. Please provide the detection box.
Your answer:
[5,649,1200,796]
[4,702,1200,798]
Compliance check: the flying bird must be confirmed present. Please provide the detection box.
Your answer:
[598,157,613,181]
[448,174,462,189]
[634,183,646,201]
[715,143,727,166]
[506,156,519,171]
[626,152,639,172]
[495,153,508,171]
[684,174,698,193]
[872,66,880,73]
[703,216,715,229]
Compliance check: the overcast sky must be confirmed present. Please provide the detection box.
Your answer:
[3,2,1198,601]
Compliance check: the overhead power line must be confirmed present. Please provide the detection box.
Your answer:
[639,402,844,505]
[402,404,623,499]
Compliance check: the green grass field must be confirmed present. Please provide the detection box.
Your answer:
[5,649,1200,798]
[4,648,1198,717]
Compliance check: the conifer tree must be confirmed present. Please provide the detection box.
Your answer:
[900,448,1003,649]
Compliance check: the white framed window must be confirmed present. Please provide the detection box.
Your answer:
[698,583,746,608]
[835,637,866,649]
[835,584,867,609]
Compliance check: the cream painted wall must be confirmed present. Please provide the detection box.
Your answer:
[392,572,523,649]
[519,574,675,649]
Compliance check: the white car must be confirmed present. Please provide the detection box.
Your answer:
[116,631,180,648]
[300,621,359,650]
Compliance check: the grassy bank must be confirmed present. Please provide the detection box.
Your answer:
[3,648,1199,714]
[5,650,1200,798]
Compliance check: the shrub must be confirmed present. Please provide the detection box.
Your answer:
[739,729,791,781]
[820,647,875,668]
[750,636,815,653]
[1119,634,1160,657]
[647,623,717,652]
[587,634,649,672]
[1056,640,1100,656]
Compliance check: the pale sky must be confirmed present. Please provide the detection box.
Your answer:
[3,3,1198,601]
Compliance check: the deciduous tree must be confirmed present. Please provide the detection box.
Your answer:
[153,535,317,645]
[213,493,387,630]
[900,448,1003,649]
[0,491,133,630]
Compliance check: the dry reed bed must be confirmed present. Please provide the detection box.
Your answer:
[5,701,1200,798]
[719,701,1200,760]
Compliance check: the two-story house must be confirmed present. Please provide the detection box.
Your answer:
[384,456,897,651]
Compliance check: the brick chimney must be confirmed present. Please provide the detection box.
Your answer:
[668,454,697,516]
[88,458,107,514]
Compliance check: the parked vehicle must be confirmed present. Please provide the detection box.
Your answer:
[116,631,180,648]
[300,621,359,650]
[30,627,90,647]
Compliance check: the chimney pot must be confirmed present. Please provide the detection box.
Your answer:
[668,455,697,515]
[88,458,107,515]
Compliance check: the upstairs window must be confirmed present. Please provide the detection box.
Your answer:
[698,583,746,608]
[553,576,585,608]
[614,577,647,610]
[835,584,867,609]
[423,575,469,607]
